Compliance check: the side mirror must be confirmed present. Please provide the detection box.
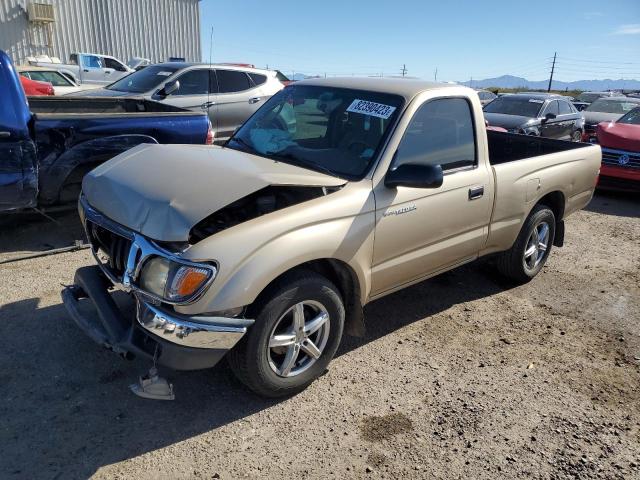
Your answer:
[385,163,444,189]
[159,80,180,97]
[542,112,556,123]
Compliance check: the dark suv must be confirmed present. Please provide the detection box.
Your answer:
[483,93,585,141]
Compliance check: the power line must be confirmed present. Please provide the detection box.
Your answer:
[557,56,640,66]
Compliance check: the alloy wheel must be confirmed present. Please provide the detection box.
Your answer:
[523,221,550,271]
[267,300,331,377]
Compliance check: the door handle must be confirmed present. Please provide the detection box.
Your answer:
[0,131,10,138]
[248,97,261,104]
[468,185,484,200]
[83,69,89,72]
[201,101,215,109]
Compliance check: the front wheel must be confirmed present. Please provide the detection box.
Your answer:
[496,205,556,283]
[227,270,345,397]
[571,130,582,142]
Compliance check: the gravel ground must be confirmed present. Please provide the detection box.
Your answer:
[0,191,638,480]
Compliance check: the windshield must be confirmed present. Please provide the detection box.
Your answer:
[586,98,640,114]
[226,85,403,180]
[106,65,180,93]
[23,70,73,87]
[618,107,640,125]
[483,96,544,117]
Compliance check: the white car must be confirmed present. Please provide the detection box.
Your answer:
[17,66,101,95]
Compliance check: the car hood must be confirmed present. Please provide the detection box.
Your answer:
[82,144,345,242]
[583,111,621,125]
[483,113,536,129]
[596,122,640,152]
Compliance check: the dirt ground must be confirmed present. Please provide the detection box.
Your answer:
[0,191,638,480]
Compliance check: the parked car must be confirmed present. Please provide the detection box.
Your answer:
[28,52,134,85]
[581,96,640,143]
[595,106,640,191]
[476,89,497,106]
[0,50,212,212]
[17,66,101,95]
[127,57,151,71]
[576,91,618,106]
[69,63,286,141]
[483,93,584,141]
[62,77,600,397]
[19,75,53,96]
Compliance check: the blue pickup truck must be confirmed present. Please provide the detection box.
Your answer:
[0,50,212,212]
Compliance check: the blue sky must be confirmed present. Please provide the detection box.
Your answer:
[200,0,640,82]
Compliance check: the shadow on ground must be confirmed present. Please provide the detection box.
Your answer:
[586,190,639,218]
[0,261,508,479]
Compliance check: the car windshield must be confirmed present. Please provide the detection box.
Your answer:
[577,93,606,103]
[585,99,640,114]
[23,70,73,87]
[226,85,403,180]
[618,107,640,125]
[483,96,543,117]
[106,65,181,93]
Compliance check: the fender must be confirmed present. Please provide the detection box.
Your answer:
[38,134,158,204]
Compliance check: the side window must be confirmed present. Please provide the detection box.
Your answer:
[249,73,267,87]
[173,69,210,96]
[558,100,572,115]
[216,69,252,93]
[82,55,102,69]
[104,58,127,72]
[543,100,559,116]
[394,98,476,171]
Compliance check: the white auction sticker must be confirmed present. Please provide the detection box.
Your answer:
[157,71,173,76]
[346,99,396,119]
[528,99,544,103]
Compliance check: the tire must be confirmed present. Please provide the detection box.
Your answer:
[496,205,556,284]
[227,270,345,397]
[571,130,582,142]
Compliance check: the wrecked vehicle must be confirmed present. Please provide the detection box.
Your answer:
[62,77,601,397]
[0,50,212,213]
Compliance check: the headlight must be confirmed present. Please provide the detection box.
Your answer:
[139,257,215,303]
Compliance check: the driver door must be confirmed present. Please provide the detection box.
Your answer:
[371,97,493,296]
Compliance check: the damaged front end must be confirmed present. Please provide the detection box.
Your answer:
[61,196,254,371]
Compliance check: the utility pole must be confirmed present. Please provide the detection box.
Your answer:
[434,68,438,82]
[401,64,407,77]
[547,52,557,92]
[470,76,473,88]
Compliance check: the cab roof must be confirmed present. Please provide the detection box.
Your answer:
[294,77,460,102]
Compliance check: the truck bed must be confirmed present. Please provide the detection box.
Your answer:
[28,96,199,117]
[487,131,590,165]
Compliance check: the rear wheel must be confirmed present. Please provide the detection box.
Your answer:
[496,205,556,283]
[227,270,345,397]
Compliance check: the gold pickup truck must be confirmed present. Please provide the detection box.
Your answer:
[63,78,601,397]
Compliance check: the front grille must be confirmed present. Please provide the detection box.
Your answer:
[601,148,640,169]
[86,219,132,279]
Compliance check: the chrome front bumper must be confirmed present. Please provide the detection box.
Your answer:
[62,265,253,370]
[136,300,252,350]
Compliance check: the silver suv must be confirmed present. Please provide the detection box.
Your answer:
[69,63,285,141]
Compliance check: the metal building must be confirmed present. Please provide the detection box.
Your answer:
[0,0,201,65]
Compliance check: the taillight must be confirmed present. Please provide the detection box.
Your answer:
[205,121,214,145]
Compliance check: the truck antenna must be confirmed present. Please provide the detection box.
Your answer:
[206,26,214,118]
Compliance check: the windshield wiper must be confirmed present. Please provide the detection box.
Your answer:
[265,151,338,178]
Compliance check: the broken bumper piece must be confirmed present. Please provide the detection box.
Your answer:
[61,265,253,370]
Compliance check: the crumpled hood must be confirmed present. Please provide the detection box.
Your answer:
[82,144,344,241]
[483,113,537,130]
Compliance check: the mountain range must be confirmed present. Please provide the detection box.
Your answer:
[459,75,640,91]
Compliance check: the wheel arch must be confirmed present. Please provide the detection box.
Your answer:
[533,190,565,247]
[251,258,365,338]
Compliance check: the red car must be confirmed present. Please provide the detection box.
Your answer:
[596,107,640,191]
[19,74,54,96]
